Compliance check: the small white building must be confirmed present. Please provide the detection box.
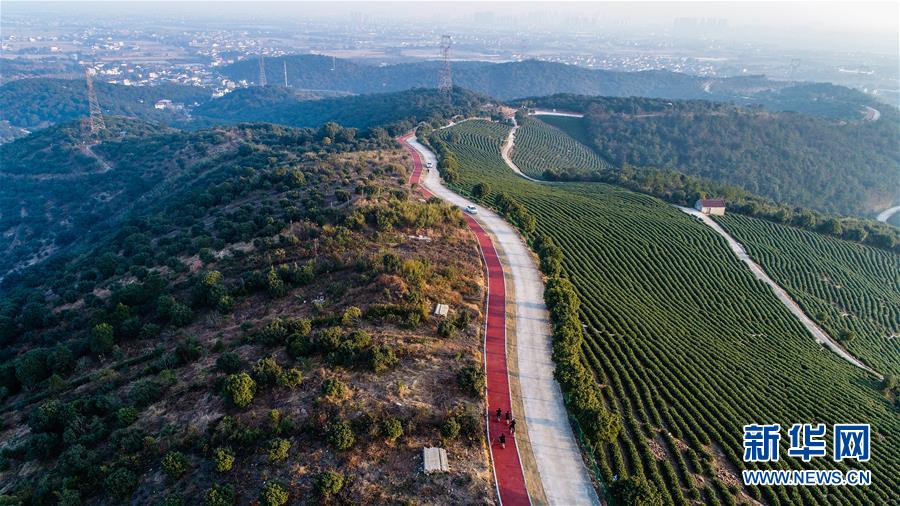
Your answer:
[695,198,726,216]
[154,99,173,110]
[423,447,449,473]
[433,303,449,317]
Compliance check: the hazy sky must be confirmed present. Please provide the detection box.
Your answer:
[5,1,898,49]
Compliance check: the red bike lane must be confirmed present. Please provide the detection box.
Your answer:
[400,133,530,506]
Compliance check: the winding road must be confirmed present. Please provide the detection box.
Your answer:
[400,133,601,506]
[496,118,881,378]
[876,205,900,223]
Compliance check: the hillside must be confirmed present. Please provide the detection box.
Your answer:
[0,118,382,283]
[220,55,884,119]
[429,119,898,506]
[193,86,489,133]
[0,125,494,504]
[0,78,210,130]
[522,95,900,217]
[716,214,900,376]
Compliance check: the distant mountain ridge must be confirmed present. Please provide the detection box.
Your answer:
[222,55,887,119]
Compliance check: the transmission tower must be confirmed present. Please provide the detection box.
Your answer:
[788,58,801,80]
[258,54,267,86]
[283,60,289,87]
[438,35,453,93]
[84,66,105,136]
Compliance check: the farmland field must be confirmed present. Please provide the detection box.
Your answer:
[716,213,900,376]
[431,119,899,505]
[510,117,610,179]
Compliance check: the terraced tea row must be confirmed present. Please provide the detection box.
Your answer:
[510,117,609,179]
[430,119,898,506]
[716,213,900,376]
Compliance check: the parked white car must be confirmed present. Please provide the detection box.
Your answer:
[464,205,478,214]
[425,161,434,168]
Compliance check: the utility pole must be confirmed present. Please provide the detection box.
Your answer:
[283,60,289,87]
[438,35,453,94]
[331,55,336,71]
[258,53,267,86]
[84,66,105,137]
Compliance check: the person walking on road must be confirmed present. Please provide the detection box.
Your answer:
[495,408,502,422]
[499,433,506,449]
[505,410,511,425]
[509,419,517,435]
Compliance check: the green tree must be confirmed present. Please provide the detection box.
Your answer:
[327,420,355,450]
[315,470,345,497]
[382,417,404,442]
[213,447,235,473]
[162,450,189,480]
[104,467,138,499]
[224,373,256,408]
[204,484,236,506]
[259,481,289,506]
[90,323,115,355]
[268,438,291,462]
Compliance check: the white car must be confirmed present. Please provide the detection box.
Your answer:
[425,161,434,168]
[464,205,478,214]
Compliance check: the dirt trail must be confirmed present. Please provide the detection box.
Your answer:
[675,206,881,378]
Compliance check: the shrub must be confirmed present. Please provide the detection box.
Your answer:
[268,438,291,462]
[15,348,51,389]
[382,417,403,442]
[213,447,235,473]
[105,467,138,499]
[277,368,303,389]
[259,481,289,506]
[327,420,355,450]
[117,406,139,426]
[341,306,362,326]
[90,323,115,355]
[441,416,461,440]
[456,365,486,398]
[160,494,184,506]
[175,336,203,364]
[130,379,163,407]
[321,378,348,400]
[368,345,398,373]
[216,352,243,373]
[204,484,236,506]
[162,450,189,480]
[252,357,283,386]
[437,319,457,338]
[609,476,663,506]
[28,399,73,434]
[315,470,345,497]
[224,373,256,408]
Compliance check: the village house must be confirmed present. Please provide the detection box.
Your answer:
[695,198,726,215]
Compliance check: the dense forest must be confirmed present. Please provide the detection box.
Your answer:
[0,78,210,129]
[0,122,495,504]
[521,95,899,217]
[193,86,489,134]
[220,55,885,120]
